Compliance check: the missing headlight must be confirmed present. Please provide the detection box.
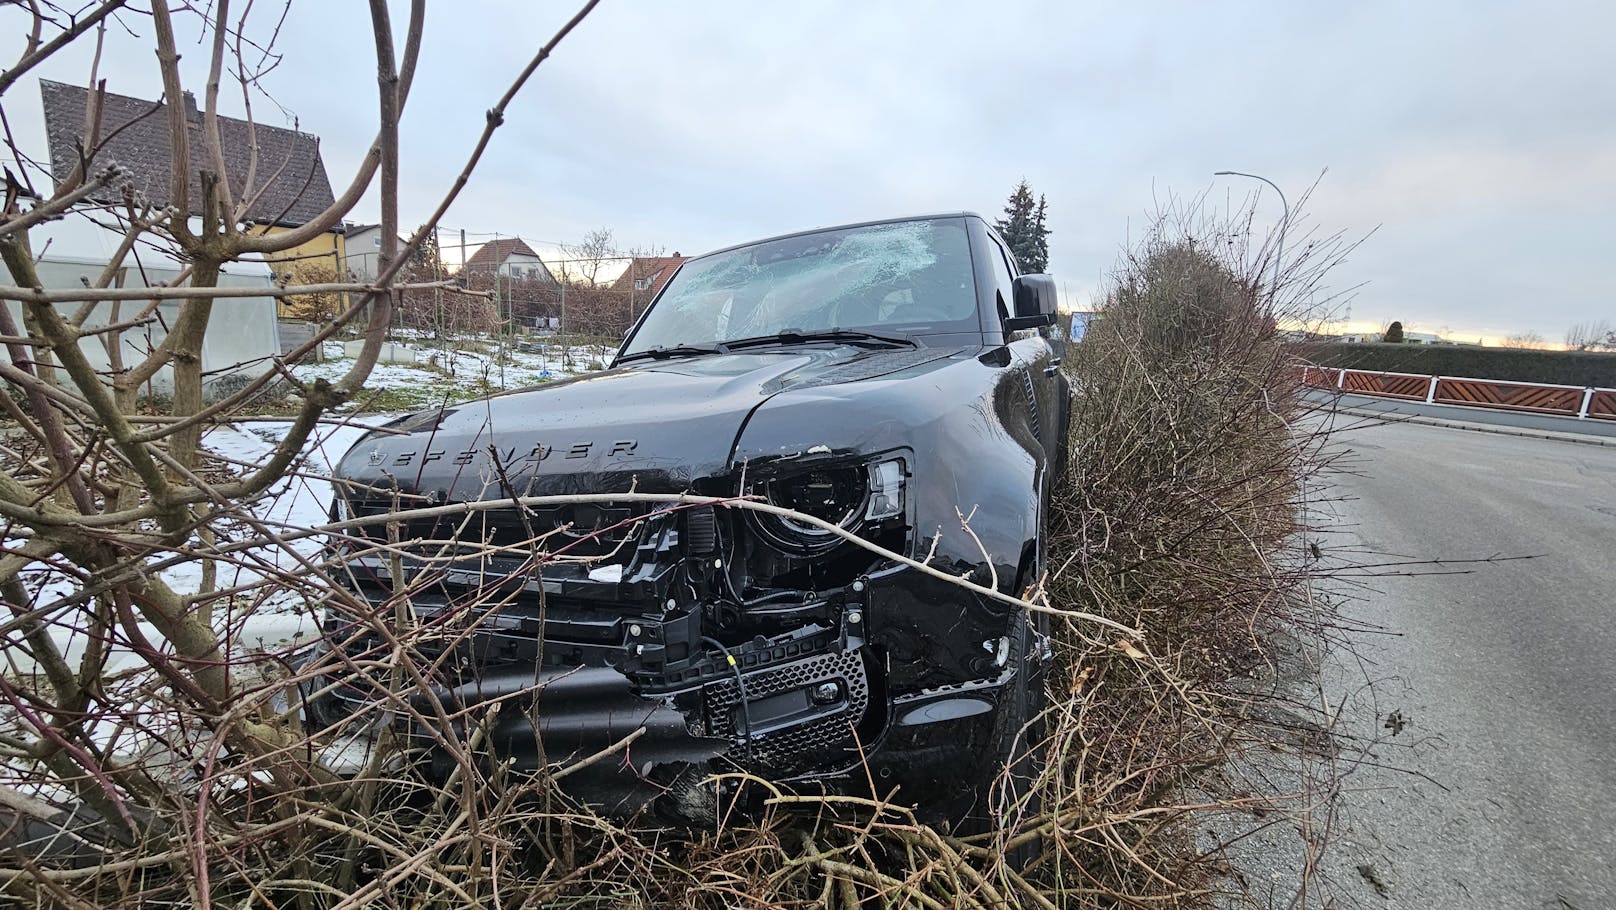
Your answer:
[749,465,865,555]
[746,458,906,556]
[773,467,864,526]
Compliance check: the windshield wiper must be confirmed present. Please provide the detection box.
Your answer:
[722,329,917,351]
[615,343,729,364]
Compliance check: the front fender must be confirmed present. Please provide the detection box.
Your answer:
[732,349,1043,589]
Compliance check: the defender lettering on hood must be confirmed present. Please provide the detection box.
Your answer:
[367,438,640,468]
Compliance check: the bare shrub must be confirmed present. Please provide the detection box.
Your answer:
[0,0,603,904]
[488,279,635,341]
[281,264,347,323]
[397,228,499,337]
[1034,200,1359,904]
[557,282,636,339]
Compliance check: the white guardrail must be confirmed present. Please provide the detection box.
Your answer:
[1299,364,1616,421]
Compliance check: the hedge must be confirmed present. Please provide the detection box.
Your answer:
[1301,343,1616,388]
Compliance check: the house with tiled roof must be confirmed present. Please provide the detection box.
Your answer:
[461,238,558,285]
[610,254,686,298]
[38,79,346,314]
[342,224,392,281]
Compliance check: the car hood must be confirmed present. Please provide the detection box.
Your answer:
[334,346,963,501]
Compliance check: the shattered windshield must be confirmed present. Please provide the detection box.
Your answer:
[622,217,979,356]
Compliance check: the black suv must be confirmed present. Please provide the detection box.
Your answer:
[317,213,1069,823]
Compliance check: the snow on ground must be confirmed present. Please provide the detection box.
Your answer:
[292,336,615,411]
[11,334,615,677]
[3,420,380,781]
[11,419,378,677]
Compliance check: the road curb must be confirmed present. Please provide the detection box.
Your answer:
[1324,406,1616,448]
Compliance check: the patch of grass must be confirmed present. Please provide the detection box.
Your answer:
[243,357,558,416]
[339,375,543,413]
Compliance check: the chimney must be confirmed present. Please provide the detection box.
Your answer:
[181,91,201,124]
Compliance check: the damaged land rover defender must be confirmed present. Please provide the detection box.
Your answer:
[313,213,1069,824]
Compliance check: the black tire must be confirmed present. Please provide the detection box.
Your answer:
[996,485,1053,868]
[954,614,1047,868]
[957,488,1051,867]
[988,616,1048,869]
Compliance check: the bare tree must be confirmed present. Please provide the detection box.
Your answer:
[0,0,601,897]
[1565,319,1616,352]
[558,225,616,285]
[1499,330,1546,349]
[398,224,497,337]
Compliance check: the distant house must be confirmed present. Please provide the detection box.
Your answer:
[32,79,298,391]
[1339,330,1449,345]
[462,238,558,285]
[611,254,686,297]
[38,79,345,315]
[343,223,384,281]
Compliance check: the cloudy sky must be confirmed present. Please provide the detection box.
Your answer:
[8,1,1613,343]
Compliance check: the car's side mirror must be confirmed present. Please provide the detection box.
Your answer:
[1004,273,1057,332]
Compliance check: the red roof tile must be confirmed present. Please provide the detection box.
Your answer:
[462,237,543,272]
[610,256,687,296]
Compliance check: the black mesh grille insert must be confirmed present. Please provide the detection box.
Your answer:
[705,648,871,778]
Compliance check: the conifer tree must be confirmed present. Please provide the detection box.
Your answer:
[993,179,1051,273]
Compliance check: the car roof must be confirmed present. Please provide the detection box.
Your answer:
[690,212,987,262]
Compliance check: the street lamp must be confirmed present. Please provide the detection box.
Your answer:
[1213,170,1289,297]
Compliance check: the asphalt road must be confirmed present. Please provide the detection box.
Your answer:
[1316,418,1616,907]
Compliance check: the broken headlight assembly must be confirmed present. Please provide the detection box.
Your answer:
[746,456,906,556]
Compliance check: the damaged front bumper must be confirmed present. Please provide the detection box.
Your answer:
[312,490,1027,821]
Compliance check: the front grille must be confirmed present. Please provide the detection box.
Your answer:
[349,497,651,561]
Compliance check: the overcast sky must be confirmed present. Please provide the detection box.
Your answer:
[8,1,1613,342]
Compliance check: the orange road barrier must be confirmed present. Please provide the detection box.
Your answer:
[1295,361,1616,421]
[1432,377,1584,415]
[1589,389,1616,421]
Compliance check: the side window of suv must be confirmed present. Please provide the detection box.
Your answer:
[986,236,1017,324]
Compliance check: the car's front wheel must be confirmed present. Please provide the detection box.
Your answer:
[957,613,1048,867]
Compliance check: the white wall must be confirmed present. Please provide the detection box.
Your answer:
[343,225,383,280]
[497,252,554,283]
[9,219,281,399]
